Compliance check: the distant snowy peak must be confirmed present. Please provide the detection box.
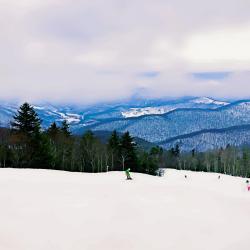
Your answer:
[191,97,229,106]
[33,106,45,110]
[122,97,230,118]
[56,112,82,124]
[122,107,168,118]
[33,106,83,125]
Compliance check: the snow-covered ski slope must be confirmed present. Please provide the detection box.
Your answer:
[0,168,249,250]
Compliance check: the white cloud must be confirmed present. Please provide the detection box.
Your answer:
[181,25,250,71]
[0,0,250,104]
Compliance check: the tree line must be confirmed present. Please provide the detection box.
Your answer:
[0,103,159,175]
[163,144,250,178]
[0,102,250,178]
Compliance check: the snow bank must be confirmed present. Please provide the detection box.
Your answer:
[0,168,249,250]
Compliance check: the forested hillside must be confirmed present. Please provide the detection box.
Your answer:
[159,125,250,151]
[87,101,250,142]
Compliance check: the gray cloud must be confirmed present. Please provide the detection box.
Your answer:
[0,0,250,104]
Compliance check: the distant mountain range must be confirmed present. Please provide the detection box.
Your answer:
[0,97,228,128]
[1,96,250,151]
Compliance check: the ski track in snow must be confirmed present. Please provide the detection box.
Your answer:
[0,168,249,250]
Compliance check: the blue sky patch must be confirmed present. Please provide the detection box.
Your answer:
[192,72,231,80]
[139,71,160,78]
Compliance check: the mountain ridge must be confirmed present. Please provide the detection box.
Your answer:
[159,124,250,152]
[2,97,250,151]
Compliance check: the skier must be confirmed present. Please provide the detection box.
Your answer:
[125,168,132,180]
[218,175,221,179]
[246,180,250,191]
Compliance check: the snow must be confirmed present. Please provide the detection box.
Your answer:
[122,107,169,118]
[192,97,229,106]
[33,106,82,124]
[121,97,229,118]
[56,112,81,124]
[33,106,45,110]
[0,168,249,250]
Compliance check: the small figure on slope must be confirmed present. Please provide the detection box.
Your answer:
[218,175,221,179]
[246,180,250,191]
[125,168,132,180]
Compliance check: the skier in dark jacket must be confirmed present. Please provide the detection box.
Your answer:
[247,180,250,191]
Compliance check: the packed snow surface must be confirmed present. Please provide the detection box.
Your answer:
[0,169,249,250]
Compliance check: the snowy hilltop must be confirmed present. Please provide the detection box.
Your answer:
[121,97,229,118]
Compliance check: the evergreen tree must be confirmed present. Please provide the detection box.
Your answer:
[138,151,159,175]
[150,146,163,156]
[29,132,54,169]
[108,130,120,150]
[174,144,180,157]
[47,122,60,139]
[108,130,120,170]
[46,122,61,168]
[59,120,73,170]
[170,145,181,158]
[10,103,53,168]
[11,102,41,135]
[61,120,71,137]
[120,131,137,171]
[167,145,181,169]
[150,146,165,168]
[191,149,195,157]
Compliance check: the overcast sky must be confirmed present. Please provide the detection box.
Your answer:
[0,0,250,104]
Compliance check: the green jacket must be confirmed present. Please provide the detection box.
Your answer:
[125,168,131,176]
